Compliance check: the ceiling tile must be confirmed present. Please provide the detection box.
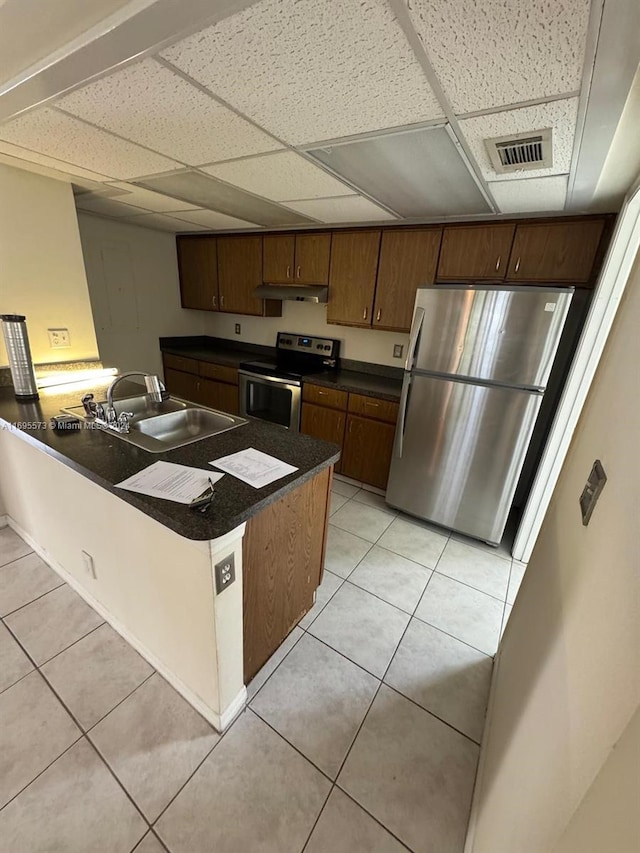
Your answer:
[489,176,568,213]
[459,98,578,181]
[120,212,209,233]
[282,196,396,223]
[57,58,283,165]
[75,195,149,217]
[105,183,201,212]
[169,209,262,230]
[0,139,113,182]
[160,0,444,145]
[202,151,354,201]
[408,0,591,114]
[135,170,315,226]
[0,108,180,179]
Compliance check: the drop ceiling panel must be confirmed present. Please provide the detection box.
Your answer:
[489,176,568,213]
[407,0,591,114]
[135,170,315,226]
[0,108,181,179]
[459,98,578,182]
[202,151,354,201]
[120,212,209,233]
[308,126,491,217]
[105,183,201,213]
[160,0,444,145]
[0,139,113,182]
[283,196,396,223]
[75,195,149,217]
[58,58,282,166]
[169,210,262,230]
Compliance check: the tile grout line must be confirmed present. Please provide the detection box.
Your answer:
[0,548,35,569]
[0,577,67,619]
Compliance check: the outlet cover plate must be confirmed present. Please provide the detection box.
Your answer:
[48,328,70,348]
[579,459,607,526]
[393,344,404,358]
[215,552,236,594]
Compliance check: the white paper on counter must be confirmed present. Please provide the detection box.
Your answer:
[116,461,224,504]
[209,447,298,489]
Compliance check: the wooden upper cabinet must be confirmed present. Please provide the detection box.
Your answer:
[177,236,218,311]
[373,228,442,332]
[217,235,264,316]
[295,233,331,284]
[437,224,515,281]
[327,230,381,327]
[263,234,295,284]
[506,220,606,283]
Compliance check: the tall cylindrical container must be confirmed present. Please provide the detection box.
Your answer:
[1,314,39,400]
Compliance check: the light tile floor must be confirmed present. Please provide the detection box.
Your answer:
[0,489,525,853]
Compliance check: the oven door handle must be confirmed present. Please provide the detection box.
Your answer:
[239,369,302,389]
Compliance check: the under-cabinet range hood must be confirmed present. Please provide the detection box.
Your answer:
[254,284,328,303]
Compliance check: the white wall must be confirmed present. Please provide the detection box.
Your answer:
[0,164,99,366]
[203,301,410,367]
[467,247,640,852]
[77,213,207,375]
[553,706,640,853]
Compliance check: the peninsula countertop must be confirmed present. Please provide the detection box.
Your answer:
[0,380,340,541]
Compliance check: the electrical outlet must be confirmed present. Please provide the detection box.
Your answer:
[48,328,70,348]
[81,550,97,579]
[580,459,607,526]
[235,323,241,335]
[393,344,404,359]
[215,553,236,594]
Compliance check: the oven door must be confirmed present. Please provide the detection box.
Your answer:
[239,370,301,431]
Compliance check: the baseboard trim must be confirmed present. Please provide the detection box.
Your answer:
[5,515,246,733]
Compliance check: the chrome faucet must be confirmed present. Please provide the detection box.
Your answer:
[81,372,165,435]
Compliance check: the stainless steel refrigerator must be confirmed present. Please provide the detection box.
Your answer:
[386,284,574,545]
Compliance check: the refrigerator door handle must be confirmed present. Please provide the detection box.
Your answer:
[395,373,412,459]
[405,307,425,372]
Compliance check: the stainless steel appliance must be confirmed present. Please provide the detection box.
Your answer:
[386,284,574,545]
[239,333,339,431]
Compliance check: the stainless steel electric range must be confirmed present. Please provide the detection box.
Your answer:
[238,332,340,431]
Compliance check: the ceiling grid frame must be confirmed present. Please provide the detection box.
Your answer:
[385,0,498,213]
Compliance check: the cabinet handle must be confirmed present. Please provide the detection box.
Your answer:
[376,308,381,322]
[212,295,217,309]
[365,401,379,407]
[286,265,291,278]
[318,390,326,395]
[296,265,301,278]
[363,307,368,320]
[220,295,225,308]
[514,257,521,273]
[495,256,501,271]
[349,421,353,433]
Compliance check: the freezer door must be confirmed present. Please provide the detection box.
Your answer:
[410,285,573,388]
[387,373,543,544]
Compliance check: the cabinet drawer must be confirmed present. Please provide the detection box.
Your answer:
[198,361,239,385]
[303,383,348,410]
[163,353,199,375]
[348,394,399,424]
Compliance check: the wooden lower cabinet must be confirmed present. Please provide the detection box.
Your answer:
[162,357,239,414]
[301,402,346,473]
[163,367,200,402]
[341,414,396,490]
[242,467,332,682]
[198,377,239,414]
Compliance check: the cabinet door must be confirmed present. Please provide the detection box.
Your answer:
[327,230,381,326]
[163,368,200,403]
[341,414,396,489]
[295,232,331,285]
[506,220,605,283]
[374,229,442,331]
[217,236,264,316]
[177,236,218,310]
[199,377,239,414]
[301,402,346,473]
[263,234,295,283]
[437,224,515,281]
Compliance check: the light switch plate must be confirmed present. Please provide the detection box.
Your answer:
[215,553,236,594]
[579,459,607,526]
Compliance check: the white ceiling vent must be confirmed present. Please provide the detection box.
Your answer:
[485,128,553,174]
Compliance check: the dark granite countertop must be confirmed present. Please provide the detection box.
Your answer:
[0,380,339,541]
[304,369,402,402]
[159,336,404,400]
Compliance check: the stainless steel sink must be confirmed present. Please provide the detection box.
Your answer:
[63,394,247,452]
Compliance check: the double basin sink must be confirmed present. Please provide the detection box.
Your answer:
[64,394,247,452]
